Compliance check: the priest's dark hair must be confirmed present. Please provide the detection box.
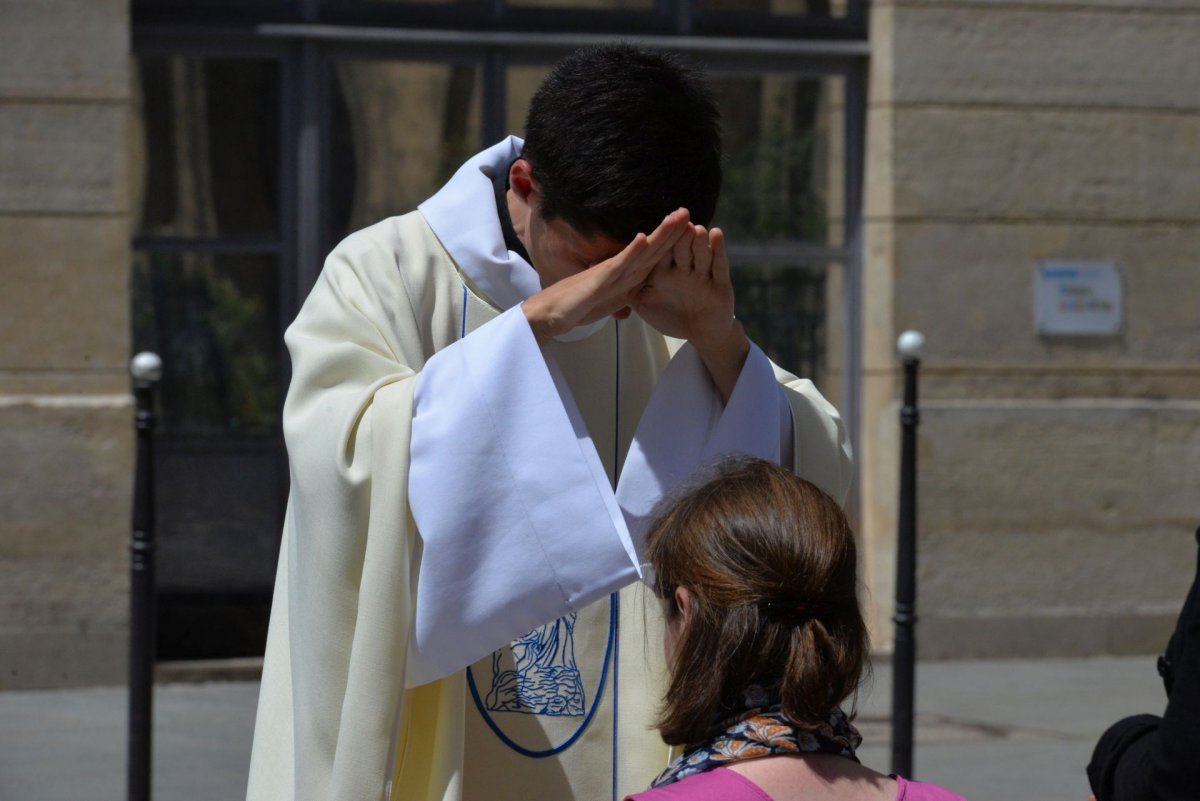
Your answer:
[646,456,869,746]
[521,44,722,244]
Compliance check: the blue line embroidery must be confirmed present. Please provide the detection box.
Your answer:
[613,319,620,484]
[610,592,621,801]
[466,600,617,758]
[612,319,620,801]
[461,284,468,338]
[485,613,586,716]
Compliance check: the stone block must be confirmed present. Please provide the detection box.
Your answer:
[919,521,1194,613]
[890,221,1200,377]
[920,367,1200,405]
[919,612,1176,660]
[919,400,1200,533]
[892,107,1200,223]
[0,216,130,378]
[864,106,894,221]
[0,398,133,560]
[885,5,1200,110]
[867,2,896,105]
[904,401,1199,659]
[0,398,132,687]
[0,370,129,396]
[0,0,128,101]
[0,628,126,689]
[1148,407,1200,523]
[0,556,127,630]
[859,375,900,650]
[0,103,128,213]
[862,220,897,372]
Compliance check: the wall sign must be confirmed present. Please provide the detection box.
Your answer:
[1034,261,1122,336]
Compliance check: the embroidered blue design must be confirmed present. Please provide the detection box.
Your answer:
[485,613,586,716]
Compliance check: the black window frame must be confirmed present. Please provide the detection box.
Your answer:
[131,0,870,550]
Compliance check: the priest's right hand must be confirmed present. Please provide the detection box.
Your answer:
[521,208,692,345]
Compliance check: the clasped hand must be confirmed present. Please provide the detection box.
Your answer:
[522,208,736,349]
[630,218,736,352]
[521,208,749,403]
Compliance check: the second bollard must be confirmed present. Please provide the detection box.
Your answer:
[891,331,923,780]
[129,352,162,801]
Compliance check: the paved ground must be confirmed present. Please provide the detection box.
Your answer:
[856,657,1165,801]
[0,656,1168,801]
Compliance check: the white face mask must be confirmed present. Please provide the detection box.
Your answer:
[552,317,611,343]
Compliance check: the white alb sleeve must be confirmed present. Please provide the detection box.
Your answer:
[615,341,793,572]
[406,305,639,687]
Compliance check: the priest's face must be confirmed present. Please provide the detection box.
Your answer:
[525,208,625,290]
[507,158,625,291]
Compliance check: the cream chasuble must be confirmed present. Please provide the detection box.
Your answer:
[246,138,853,801]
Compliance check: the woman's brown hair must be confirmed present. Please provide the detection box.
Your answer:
[647,456,869,746]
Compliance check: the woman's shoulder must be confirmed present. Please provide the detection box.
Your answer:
[625,767,773,801]
[894,775,967,801]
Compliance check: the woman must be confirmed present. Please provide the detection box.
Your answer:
[628,457,964,801]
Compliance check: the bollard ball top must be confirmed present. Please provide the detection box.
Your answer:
[130,351,163,382]
[896,330,925,359]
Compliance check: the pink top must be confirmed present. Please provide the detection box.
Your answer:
[625,767,966,801]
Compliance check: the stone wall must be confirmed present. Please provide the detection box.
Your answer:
[0,0,133,688]
[863,0,1200,657]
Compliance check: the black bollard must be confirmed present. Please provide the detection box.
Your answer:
[129,352,162,801]
[891,331,923,779]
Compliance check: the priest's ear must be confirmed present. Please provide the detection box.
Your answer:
[509,158,537,202]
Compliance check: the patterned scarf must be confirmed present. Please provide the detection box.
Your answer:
[650,685,862,788]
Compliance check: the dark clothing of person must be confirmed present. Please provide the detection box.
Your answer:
[491,159,532,265]
[1087,527,1200,801]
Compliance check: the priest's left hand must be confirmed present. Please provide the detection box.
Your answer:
[632,225,750,405]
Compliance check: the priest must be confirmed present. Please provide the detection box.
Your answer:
[246,44,853,801]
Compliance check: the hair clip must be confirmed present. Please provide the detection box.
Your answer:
[762,599,824,620]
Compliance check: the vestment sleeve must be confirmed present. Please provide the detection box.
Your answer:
[247,233,431,801]
[615,341,853,569]
[684,340,854,506]
[406,306,641,687]
[771,362,854,505]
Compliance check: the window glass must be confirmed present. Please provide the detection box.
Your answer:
[701,0,848,17]
[330,60,483,240]
[505,64,549,137]
[505,0,653,10]
[135,0,289,6]
[712,74,843,245]
[155,431,285,597]
[344,0,649,7]
[131,252,282,437]
[134,57,280,238]
[331,0,477,6]
[731,263,840,402]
